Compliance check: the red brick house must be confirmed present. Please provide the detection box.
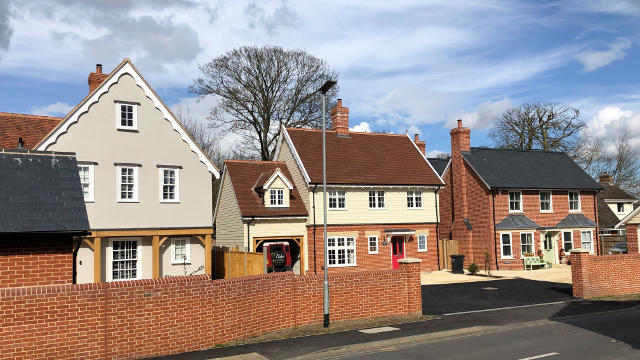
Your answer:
[439,120,602,270]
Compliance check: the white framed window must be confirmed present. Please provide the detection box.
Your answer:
[569,191,581,211]
[78,164,95,202]
[581,230,594,253]
[328,190,346,209]
[520,232,534,256]
[500,233,513,258]
[369,191,385,209]
[159,167,179,202]
[171,238,191,264]
[115,102,138,130]
[508,191,522,212]
[117,166,138,202]
[562,231,573,252]
[539,191,552,212]
[269,188,285,207]
[417,234,427,252]
[327,237,356,267]
[617,203,625,213]
[109,239,141,281]
[368,235,378,254]
[407,191,423,209]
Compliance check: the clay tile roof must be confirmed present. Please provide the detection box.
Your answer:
[225,160,308,218]
[0,112,63,150]
[285,128,443,186]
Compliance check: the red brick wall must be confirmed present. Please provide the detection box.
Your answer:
[571,250,640,298]
[0,237,73,288]
[626,224,639,254]
[307,224,439,273]
[0,263,421,360]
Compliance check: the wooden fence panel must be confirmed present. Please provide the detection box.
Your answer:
[214,248,265,279]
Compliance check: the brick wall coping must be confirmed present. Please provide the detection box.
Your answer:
[397,258,422,263]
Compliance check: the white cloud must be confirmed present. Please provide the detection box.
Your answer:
[426,149,447,158]
[583,106,640,154]
[447,97,512,129]
[350,121,372,133]
[575,38,631,72]
[30,101,73,116]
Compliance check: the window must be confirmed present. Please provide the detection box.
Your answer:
[327,237,356,267]
[581,230,593,253]
[407,191,423,208]
[116,103,137,130]
[159,168,179,202]
[369,191,385,209]
[617,203,625,213]
[509,191,522,212]
[111,240,139,281]
[171,238,191,264]
[368,235,378,254]
[269,189,285,206]
[78,164,94,202]
[563,231,573,252]
[569,191,581,211]
[520,232,533,256]
[328,191,346,209]
[417,234,427,252]
[117,166,138,202]
[501,233,513,258]
[539,191,552,212]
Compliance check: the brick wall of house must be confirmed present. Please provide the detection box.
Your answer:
[626,224,639,254]
[0,237,73,288]
[306,224,439,273]
[571,249,640,298]
[0,263,421,360]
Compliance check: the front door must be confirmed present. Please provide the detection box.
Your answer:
[391,236,405,269]
[543,232,555,264]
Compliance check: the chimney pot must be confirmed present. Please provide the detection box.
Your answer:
[337,99,342,107]
[414,134,419,142]
[96,64,103,74]
[457,119,462,128]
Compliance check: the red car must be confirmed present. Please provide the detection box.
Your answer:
[264,242,293,272]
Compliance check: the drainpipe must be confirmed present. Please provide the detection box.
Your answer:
[434,188,441,270]
[312,185,318,274]
[246,217,255,275]
[593,192,600,255]
[72,234,83,284]
[492,191,500,271]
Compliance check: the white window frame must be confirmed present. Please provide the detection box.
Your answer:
[107,239,142,282]
[328,190,347,210]
[417,234,427,252]
[500,232,513,259]
[115,102,138,130]
[158,167,180,203]
[368,235,378,254]
[171,237,191,264]
[369,191,386,209]
[327,236,357,267]
[520,232,534,257]
[539,191,552,213]
[78,163,95,202]
[269,188,285,207]
[116,165,138,202]
[508,191,522,212]
[568,191,581,212]
[580,230,594,254]
[407,191,423,209]
[562,231,573,252]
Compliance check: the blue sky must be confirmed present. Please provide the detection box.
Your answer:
[2,0,640,156]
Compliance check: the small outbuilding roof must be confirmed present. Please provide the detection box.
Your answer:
[496,214,540,230]
[556,214,597,229]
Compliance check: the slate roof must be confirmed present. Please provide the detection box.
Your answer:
[285,128,443,186]
[462,148,602,190]
[427,158,450,177]
[0,150,89,234]
[0,112,62,150]
[597,182,636,228]
[556,214,597,229]
[224,160,308,218]
[496,214,539,230]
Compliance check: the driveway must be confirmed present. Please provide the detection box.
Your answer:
[421,264,572,285]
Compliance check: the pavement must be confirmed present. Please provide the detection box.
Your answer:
[421,264,572,285]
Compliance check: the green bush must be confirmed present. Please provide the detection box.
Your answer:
[467,262,479,275]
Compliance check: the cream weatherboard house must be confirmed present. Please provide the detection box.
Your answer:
[24,59,220,283]
[215,100,444,273]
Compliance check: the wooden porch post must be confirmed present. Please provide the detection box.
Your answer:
[93,237,102,283]
[152,235,160,278]
[205,234,212,276]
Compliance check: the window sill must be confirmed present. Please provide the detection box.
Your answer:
[368,251,379,255]
[407,208,424,210]
[328,264,357,268]
[117,200,140,203]
[569,210,582,213]
[500,257,514,260]
[171,261,191,265]
[328,208,348,211]
[418,249,427,253]
[508,211,524,214]
[116,128,139,133]
[369,208,387,210]
[161,201,181,204]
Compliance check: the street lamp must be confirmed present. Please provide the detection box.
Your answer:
[318,79,336,328]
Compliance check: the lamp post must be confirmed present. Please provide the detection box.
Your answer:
[318,79,336,328]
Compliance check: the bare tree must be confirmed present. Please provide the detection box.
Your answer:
[489,103,585,152]
[191,46,338,160]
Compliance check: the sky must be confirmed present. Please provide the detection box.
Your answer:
[2,0,640,157]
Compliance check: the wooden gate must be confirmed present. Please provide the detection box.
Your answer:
[213,247,265,279]
[439,239,459,270]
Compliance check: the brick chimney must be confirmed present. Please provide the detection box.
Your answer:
[599,173,613,185]
[330,99,349,136]
[414,133,426,156]
[88,64,109,93]
[449,119,472,261]
[450,119,470,153]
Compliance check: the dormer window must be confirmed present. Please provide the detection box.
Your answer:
[269,189,284,206]
[260,168,293,208]
[116,102,138,130]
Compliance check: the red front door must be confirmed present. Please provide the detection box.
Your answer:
[391,236,405,269]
